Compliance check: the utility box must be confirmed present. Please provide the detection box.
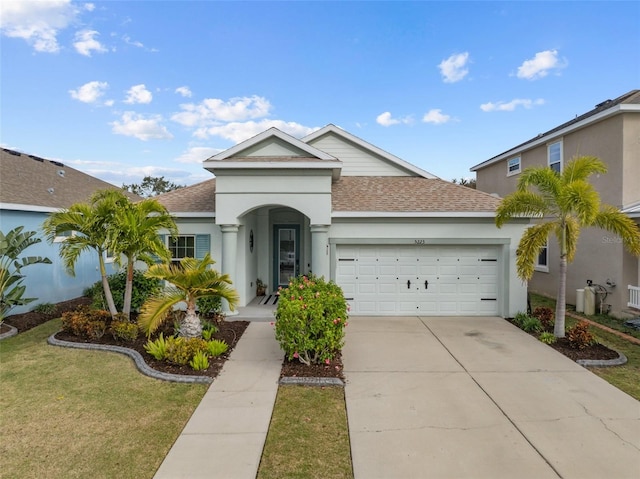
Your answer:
[576,289,585,313]
[584,286,595,315]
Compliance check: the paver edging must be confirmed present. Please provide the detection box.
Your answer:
[279,376,344,387]
[577,349,628,368]
[48,332,213,384]
[0,324,18,340]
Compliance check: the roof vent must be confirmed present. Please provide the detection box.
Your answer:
[57,169,65,177]
[595,99,612,108]
[50,160,64,167]
[47,188,54,194]
[29,155,44,162]
[5,149,21,157]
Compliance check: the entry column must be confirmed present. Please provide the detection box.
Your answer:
[220,224,239,316]
[310,225,330,280]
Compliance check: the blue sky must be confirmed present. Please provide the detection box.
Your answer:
[1,1,638,187]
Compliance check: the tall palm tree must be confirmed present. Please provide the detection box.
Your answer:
[42,189,129,317]
[138,254,239,338]
[496,156,640,337]
[107,195,177,320]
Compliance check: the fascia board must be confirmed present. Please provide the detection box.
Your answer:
[0,203,59,213]
[332,211,499,218]
[169,212,216,218]
[207,127,336,162]
[470,105,637,172]
[204,162,342,171]
[303,124,438,179]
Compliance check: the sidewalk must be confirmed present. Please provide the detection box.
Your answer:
[153,322,282,479]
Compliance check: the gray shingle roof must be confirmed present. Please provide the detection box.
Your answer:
[155,178,216,212]
[0,148,137,209]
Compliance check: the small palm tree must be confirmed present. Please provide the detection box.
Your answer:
[138,254,239,338]
[42,189,128,318]
[496,156,640,337]
[107,194,177,320]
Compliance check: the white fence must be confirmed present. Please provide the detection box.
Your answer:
[629,285,640,309]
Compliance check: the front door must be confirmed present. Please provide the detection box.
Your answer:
[274,225,300,288]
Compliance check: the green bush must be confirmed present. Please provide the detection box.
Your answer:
[110,320,140,342]
[32,303,57,315]
[196,295,222,317]
[274,274,347,365]
[61,307,110,339]
[189,350,210,371]
[144,333,169,360]
[513,311,529,328]
[521,316,542,333]
[539,331,557,345]
[201,320,218,340]
[165,337,208,365]
[206,339,228,357]
[84,269,161,312]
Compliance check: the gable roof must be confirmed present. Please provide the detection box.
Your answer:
[471,89,640,171]
[0,148,137,212]
[303,124,438,179]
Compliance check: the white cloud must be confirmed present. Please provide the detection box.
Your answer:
[175,146,221,164]
[84,3,96,12]
[516,49,565,80]
[195,119,317,143]
[172,95,272,127]
[0,0,78,53]
[438,52,470,83]
[111,112,173,141]
[124,84,153,104]
[480,98,545,112]
[376,112,412,127]
[69,80,109,103]
[122,34,143,48]
[422,109,451,124]
[175,86,192,98]
[73,29,107,56]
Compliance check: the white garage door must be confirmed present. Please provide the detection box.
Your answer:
[336,245,500,315]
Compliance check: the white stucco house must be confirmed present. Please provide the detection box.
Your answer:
[155,124,529,317]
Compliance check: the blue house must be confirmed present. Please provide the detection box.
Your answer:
[0,148,136,315]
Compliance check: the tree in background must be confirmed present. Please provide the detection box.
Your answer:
[452,177,477,189]
[0,227,51,322]
[122,176,184,198]
[496,156,640,337]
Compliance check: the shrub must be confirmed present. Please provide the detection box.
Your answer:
[196,295,222,317]
[532,306,555,331]
[567,321,597,350]
[144,333,169,360]
[61,307,110,339]
[513,311,529,328]
[539,331,557,345]
[110,320,139,342]
[85,270,161,312]
[165,337,208,365]
[521,316,542,333]
[189,350,210,371]
[206,339,228,357]
[32,303,57,315]
[201,321,218,340]
[274,274,347,365]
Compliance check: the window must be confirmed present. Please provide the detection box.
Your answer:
[548,141,562,173]
[53,230,73,243]
[169,236,195,263]
[535,240,549,272]
[507,157,521,176]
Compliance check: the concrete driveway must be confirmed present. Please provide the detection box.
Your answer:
[343,317,640,479]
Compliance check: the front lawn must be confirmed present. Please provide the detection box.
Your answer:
[0,319,207,479]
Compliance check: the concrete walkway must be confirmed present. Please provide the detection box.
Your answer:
[343,317,640,479]
[153,322,282,479]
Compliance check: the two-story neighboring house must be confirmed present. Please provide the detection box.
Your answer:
[0,148,138,314]
[471,89,640,317]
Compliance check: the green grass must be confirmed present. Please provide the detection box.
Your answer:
[530,293,640,400]
[0,319,208,479]
[257,385,353,479]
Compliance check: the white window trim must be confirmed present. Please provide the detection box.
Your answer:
[507,156,521,177]
[547,140,563,172]
[534,240,549,273]
[53,230,75,243]
[167,234,196,263]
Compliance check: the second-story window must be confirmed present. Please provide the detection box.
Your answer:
[548,141,562,173]
[507,157,521,176]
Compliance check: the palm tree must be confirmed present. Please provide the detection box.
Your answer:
[496,156,640,337]
[107,195,177,320]
[138,254,239,338]
[42,189,128,317]
[0,227,52,322]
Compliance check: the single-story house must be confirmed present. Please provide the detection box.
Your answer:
[0,148,136,314]
[156,124,529,317]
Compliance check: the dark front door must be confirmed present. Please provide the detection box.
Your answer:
[274,225,300,288]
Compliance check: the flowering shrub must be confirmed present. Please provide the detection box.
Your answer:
[274,274,348,365]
